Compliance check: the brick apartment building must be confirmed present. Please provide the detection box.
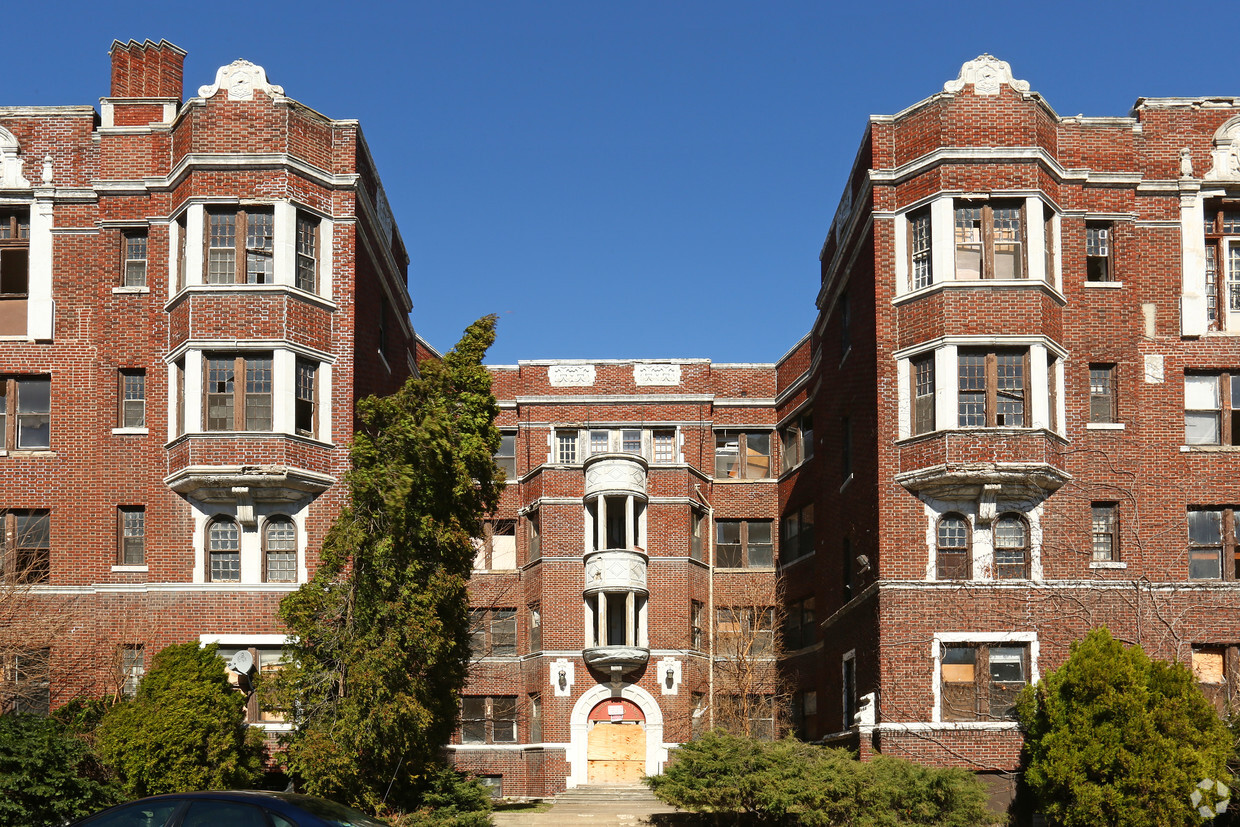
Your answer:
[0,39,418,724]
[449,55,1240,803]
[5,45,1240,809]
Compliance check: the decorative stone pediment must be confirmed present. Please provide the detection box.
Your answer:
[943,54,1030,97]
[1204,116,1240,181]
[548,364,595,387]
[0,127,31,189]
[198,59,285,102]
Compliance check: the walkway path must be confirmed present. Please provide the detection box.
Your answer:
[491,784,686,826]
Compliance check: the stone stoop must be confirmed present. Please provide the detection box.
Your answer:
[491,784,686,826]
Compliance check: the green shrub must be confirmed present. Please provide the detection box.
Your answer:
[647,730,998,826]
[0,713,119,826]
[95,642,265,798]
[1016,627,1233,827]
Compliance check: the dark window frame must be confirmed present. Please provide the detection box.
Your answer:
[204,353,273,432]
[295,212,320,293]
[1,509,50,583]
[714,430,772,480]
[954,200,1027,280]
[1092,502,1119,563]
[118,505,145,566]
[469,608,517,658]
[1085,221,1113,282]
[940,642,1029,722]
[0,376,51,450]
[912,354,935,435]
[936,513,971,580]
[715,519,774,568]
[994,513,1031,580]
[908,208,933,290]
[122,229,148,288]
[784,596,816,651]
[0,208,30,337]
[780,411,814,472]
[495,430,517,480]
[1188,507,1240,581]
[294,358,317,437]
[119,368,146,429]
[206,516,240,582]
[205,208,275,285]
[262,515,297,583]
[1089,363,1118,424]
[958,348,1030,428]
[780,503,815,564]
[460,695,517,744]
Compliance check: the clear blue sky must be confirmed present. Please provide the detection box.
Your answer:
[7,2,1234,363]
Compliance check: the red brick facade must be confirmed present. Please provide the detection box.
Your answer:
[794,54,1240,807]
[0,40,417,731]
[8,47,1240,806]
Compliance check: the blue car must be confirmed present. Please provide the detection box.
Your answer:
[70,790,390,827]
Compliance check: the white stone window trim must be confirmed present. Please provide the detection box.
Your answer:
[930,631,1039,724]
[892,194,1062,299]
[167,343,333,444]
[1085,422,1126,431]
[111,565,149,573]
[111,427,150,436]
[170,201,334,302]
[112,286,151,295]
[895,336,1066,440]
[1090,561,1128,570]
[190,504,309,586]
[922,500,1044,583]
[1083,281,1124,290]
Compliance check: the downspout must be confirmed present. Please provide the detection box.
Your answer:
[694,483,715,730]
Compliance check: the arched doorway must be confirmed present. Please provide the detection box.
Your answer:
[585,698,646,784]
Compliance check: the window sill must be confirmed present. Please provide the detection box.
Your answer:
[1085,422,1125,430]
[714,566,776,572]
[112,286,150,295]
[0,449,56,457]
[111,565,148,573]
[1181,444,1240,452]
[1089,561,1127,570]
[111,427,149,435]
[1082,281,1123,289]
[712,477,777,484]
[839,472,854,493]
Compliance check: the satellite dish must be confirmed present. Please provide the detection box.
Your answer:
[227,650,254,674]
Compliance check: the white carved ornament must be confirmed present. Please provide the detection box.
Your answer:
[633,364,681,386]
[198,59,285,102]
[1205,117,1240,181]
[0,128,30,189]
[548,364,596,387]
[943,54,1030,97]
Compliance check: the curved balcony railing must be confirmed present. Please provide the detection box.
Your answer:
[583,549,648,595]
[583,453,648,499]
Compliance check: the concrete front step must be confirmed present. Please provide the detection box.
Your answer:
[491,783,683,826]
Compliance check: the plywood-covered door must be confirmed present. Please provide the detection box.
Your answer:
[586,721,646,783]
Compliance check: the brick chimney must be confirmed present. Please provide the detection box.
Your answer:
[109,39,186,101]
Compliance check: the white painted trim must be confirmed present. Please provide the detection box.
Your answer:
[111,427,149,436]
[111,566,148,573]
[567,683,667,788]
[28,197,54,340]
[199,633,291,646]
[1086,423,1126,430]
